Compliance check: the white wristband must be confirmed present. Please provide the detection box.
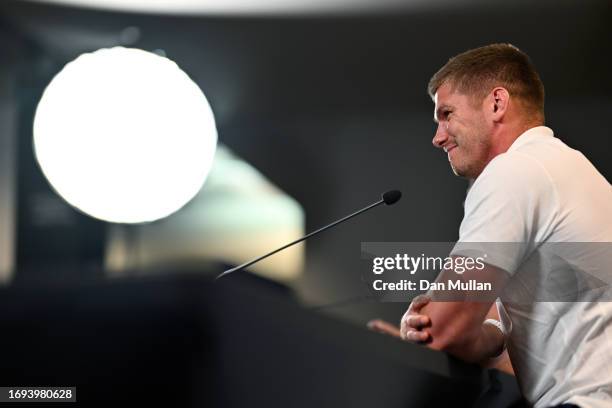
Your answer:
[484,318,507,351]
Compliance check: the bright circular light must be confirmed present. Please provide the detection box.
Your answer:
[33,47,217,223]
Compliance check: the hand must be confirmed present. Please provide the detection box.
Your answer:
[400,294,431,342]
[367,295,432,343]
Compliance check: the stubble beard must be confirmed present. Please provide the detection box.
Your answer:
[449,120,491,180]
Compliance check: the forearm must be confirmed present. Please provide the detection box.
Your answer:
[438,321,505,364]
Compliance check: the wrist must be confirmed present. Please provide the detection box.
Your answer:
[483,319,507,356]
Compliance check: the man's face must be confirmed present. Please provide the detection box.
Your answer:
[432,83,493,179]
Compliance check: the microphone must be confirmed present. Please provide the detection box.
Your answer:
[215,190,402,280]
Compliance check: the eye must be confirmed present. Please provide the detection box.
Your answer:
[443,110,452,120]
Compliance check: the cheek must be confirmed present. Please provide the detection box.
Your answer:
[446,121,469,147]
[446,121,461,139]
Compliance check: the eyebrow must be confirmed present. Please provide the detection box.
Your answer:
[434,104,453,124]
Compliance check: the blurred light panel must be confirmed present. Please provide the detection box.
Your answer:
[33,47,217,224]
[106,145,306,282]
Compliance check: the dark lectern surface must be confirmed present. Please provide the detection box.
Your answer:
[0,273,508,407]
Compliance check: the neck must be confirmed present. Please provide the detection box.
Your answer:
[468,119,543,180]
[489,119,543,158]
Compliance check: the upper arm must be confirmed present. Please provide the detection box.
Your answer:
[421,153,553,357]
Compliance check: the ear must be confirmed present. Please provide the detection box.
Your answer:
[487,87,510,122]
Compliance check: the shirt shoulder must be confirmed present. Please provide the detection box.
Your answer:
[467,149,558,212]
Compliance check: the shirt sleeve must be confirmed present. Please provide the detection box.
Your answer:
[450,152,559,275]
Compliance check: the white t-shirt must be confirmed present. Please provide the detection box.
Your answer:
[451,126,612,408]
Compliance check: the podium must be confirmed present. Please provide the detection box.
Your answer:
[0,273,515,407]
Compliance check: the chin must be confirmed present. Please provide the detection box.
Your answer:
[451,165,475,179]
[450,162,464,177]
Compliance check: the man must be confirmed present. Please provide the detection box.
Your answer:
[368,44,612,408]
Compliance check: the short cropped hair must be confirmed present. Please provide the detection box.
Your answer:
[428,43,545,120]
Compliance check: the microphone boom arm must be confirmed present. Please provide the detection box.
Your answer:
[215,199,385,280]
[214,190,401,280]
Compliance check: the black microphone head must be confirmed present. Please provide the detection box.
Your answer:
[382,190,402,205]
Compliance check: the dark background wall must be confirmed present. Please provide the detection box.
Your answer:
[0,0,610,325]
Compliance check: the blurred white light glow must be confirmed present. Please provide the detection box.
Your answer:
[33,47,217,223]
[28,0,423,16]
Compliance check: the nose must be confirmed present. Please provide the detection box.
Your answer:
[432,123,448,149]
